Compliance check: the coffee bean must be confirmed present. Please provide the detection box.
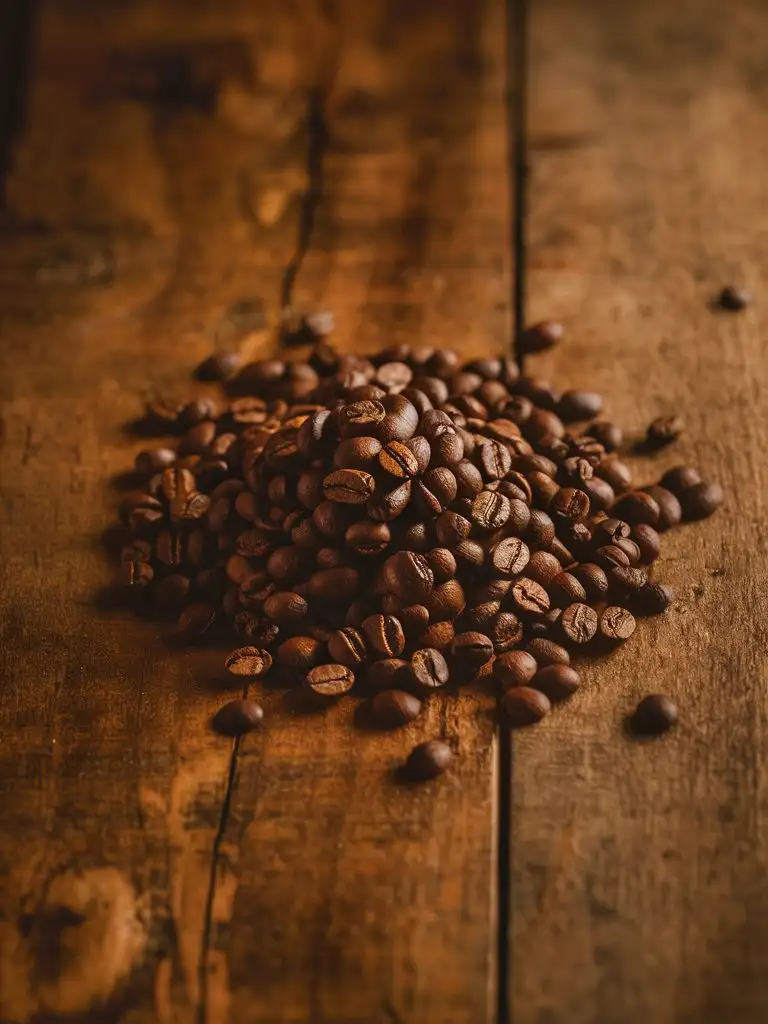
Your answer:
[615,537,642,566]
[494,650,538,690]
[519,320,563,354]
[377,394,419,443]
[403,739,453,781]
[454,539,485,570]
[528,471,560,506]
[632,524,661,564]
[225,646,273,677]
[263,592,309,625]
[276,635,322,673]
[471,490,511,530]
[551,487,590,523]
[594,544,631,571]
[196,351,240,381]
[423,579,466,622]
[121,558,154,587]
[451,631,494,672]
[362,614,406,657]
[525,551,562,587]
[154,572,190,612]
[560,602,598,644]
[531,664,580,701]
[511,578,550,615]
[570,562,609,600]
[178,602,216,639]
[680,480,723,520]
[641,486,681,531]
[328,627,368,667]
[631,693,677,734]
[597,456,633,493]
[489,612,524,652]
[717,285,751,311]
[404,435,432,473]
[611,565,648,594]
[178,396,219,429]
[399,604,430,637]
[611,491,660,527]
[235,612,279,646]
[338,399,386,438]
[383,551,435,603]
[365,658,409,691]
[170,491,211,524]
[592,517,631,546]
[646,414,684,447]
[305,663,355,705]
[307,567,359,599]
[502,686,551,727]
[589,421,623,452]
[379,440,420,479]
[425,548,458,584]
[161,466,196,501]
[525,510,556,549]
[526,637,570,667]
[134,447,176,475]
[659,465,702,496]
[557,389,603,422]
[478,439,512,480]
[430,430,465,468]
[414,467,457,514]
[376,361,413,392]
[323,468,376,504]
[410,648,450,691]
[399,521,430,552]
[371,689,422,727]
[633,582,674,615]
[334,436,382,470]
[366,480,412,522]
[492,537,530,577]
[345,520,391,556]
[599,605,636,642]
[527,607,562,638]
[211,699,264,737]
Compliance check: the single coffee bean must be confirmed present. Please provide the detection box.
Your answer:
[327,627,368,667]
[403,739,453,781]
[525,510,556,548]
[371,689,422,727]
[178,602,216,639]
[494,650,538,690]
[583,476,616,512]
[631,693,678,734]
[338,399,386,438]
[597,456,633,493]
[632,523,662,564]
[379,440,420,479]
[550,487,591,523]
[471,490,511,530]
[633,581,674,615]
[414,467,457,514]
[316,547,344,570]
[211,699,264,737]
[478,439,512,480]
[154,572,190,612]
[560,602,598,644]
[511,578,550,615]
[266,546,304,582]
[134,447,176,475]
[571,562,609,600]
[599,605,636,642]
[488,612,524,652]
[307,567,359,599]
[383,551,435,603]
[528,471,560,507]
[615,537,642,566]
[424,579,466,622]
[376,394,420,443]
[525,551,562,587]
[659,465,702,496]
[234,612,279,646]
[531,664,580,701]
[399,520,430,552]
[611,565,648,594]
[425,548,457,584]
[502,686,551,726]
[549,571,587,609]
[557,389,603,422]
[589,420,623,452]
[345,520,391,555]
[333,435,382,470]
[525,639,568,669]
[519,319,563,353]
[491,537,530,577]
[592,516,631,546]
[195,351,240,381]
[717,284,751,311]
[410,648,450,691]
[594,544,631,571]
[646,414,684,447]
[611,491,661,527]
[399,604,431,637]
[121,558,154,587]
[305,663,355,705]
[225,646,273,677]
[680,480,723,520]
[454,539,486,570]
[263,591,309,625]
[527,607,562,639]
[404,435,432,473]
[376,360,413,391]
[276,635,323,673]
[323,468,376,504]
[451,632,494,672]
[435,510,472,546]
[362,614,406,657]
[365,658,409,691]
[430,430,465,468]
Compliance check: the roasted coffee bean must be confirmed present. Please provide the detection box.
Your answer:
[323,468,376,504]
[404,435,432,473]
[196,351,240,381]
[414,467,457,514]
[383,551,435,602]
[403,739,453,781]
[471,490,511,530]
[399,520,430,552]
[170,491,211,524]
[235,612,279,646]
[511,578,550,615]
[531,664,580,701]
[399,604,430,637]
[646,414,684,447]
[631,693,678,734]
[491,537,530,577]
[494,650,537,690]
[410,648,450,691]
[334,436,382,470]
[178,396,219,429]
[519,319,563,354]
[276,635,322,673]
[328,627,368,667]
[633,581,674,615]
[225,646,273,677]
[121,557,154,587]
[589,420,623,452]
[528,471,561,507]
[154,572,190,612]
[367,480,412,522]
[338,399,386,438]
[599,605,636,642]
[376,361,413,391]
[305,663,355,705]
[178,420,217,457]
[641,486,681,531]
[551,487,590,523]
[525,551,562,587]
[345,520,391,555]
[659,465,702,496]
[557,389,603,422]
[477,439,512,481]
[506,498,532,535]
[615,537,642,566]
[134,447,176,475]
[571,562,609,600]
[178,602,216,639]
[525,510,556,548]
[611,490,660,527]
[404,382,440,413]
[423,579,466,622]
[489,612,524,652]
[306,567,359,600]
[502,686,551,726]
[597,456,633,493]
[560,602,598,644]
[429,430,464,467]
[594,544,631,571]
[379,440,420,479]
[212,699,264,737]
[632,523,661,564]
[372,689,423,727]
[418,620,455,651]
[451,632,494,672]
[161,466,196,501]
[362,614,406,657]
[514,375,562,411]
[376,394,419,443]
[526,637,570,667]
[680,481,723,520]
[263,591,309,625]
[425,548,457,584]
[454,539,485,570]
[611,565,648,594]
[592,517,631,546]
[365,658,409,691]
[717,285,751,311]
[583,476,616,512]
[549,571,587,609]
[527,607,562,639]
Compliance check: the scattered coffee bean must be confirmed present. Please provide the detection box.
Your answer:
[328,627,368,667]
[410,648,450,691]
[560,602,598,644]
[659,465,702,496]
[519,320,563,354]
[305,663,355,705]
[680,480,724,520]
[531,664,580,701]
[611,491,660,527]
[403,739,453,781]
[225,646,273,677]
[599,605,636,642]
[558,390,603,422]
[502,686,551,727]
[646,414,684,447]
[589,421,623,452]
[451,632,494,673]
[212,699,264,737]
[716,285,751,311]
[492,537,530,577]
[632,524,662,564]
[642,486,681,531]
[526,638,570,667]
[362,614,406,657]
[323,468,376,504]
[631,693,678,734]
[511,578,551,615]
[371,689,422,727]
[633,582,674,615]
[494,650,538,690]
[383,551,435,603]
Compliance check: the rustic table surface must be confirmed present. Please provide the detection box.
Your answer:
[1,1,766,1022]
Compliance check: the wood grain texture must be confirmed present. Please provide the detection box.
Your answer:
[511,2,768,1021]
[0,1,508,1021]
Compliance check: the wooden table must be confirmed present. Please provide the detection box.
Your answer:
[1,1,766,1021]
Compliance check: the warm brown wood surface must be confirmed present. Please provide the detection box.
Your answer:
[0,1,504,1021]
[511,1,768,1022]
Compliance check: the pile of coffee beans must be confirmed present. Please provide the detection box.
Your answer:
[116,325,723,775]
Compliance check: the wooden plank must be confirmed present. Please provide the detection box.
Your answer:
[511,1,768,1021]
[0,3,309,1021]
[211,1,510,1021]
